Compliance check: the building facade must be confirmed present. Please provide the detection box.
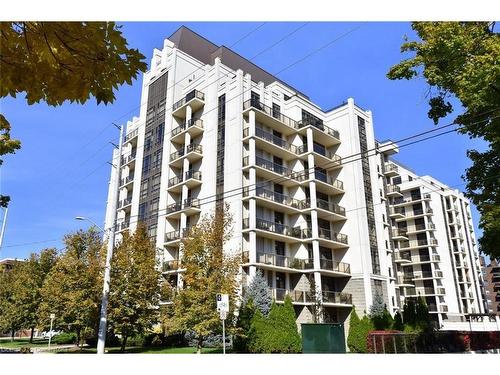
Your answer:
[104,26,491,330]
[482,258,500,316]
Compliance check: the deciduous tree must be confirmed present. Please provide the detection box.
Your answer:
[38,228,104,345]
[388,22,500,259]
[0,22,147,206]
[169,205,241,353]
[107,224,168,352]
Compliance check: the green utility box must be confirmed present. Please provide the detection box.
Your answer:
[301,323,346,353]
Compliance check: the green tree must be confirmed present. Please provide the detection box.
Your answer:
[403,299,417,327]
[393,311,404,331]
[10,249,58,342]
[0,22,147,206]
[0,269,22,340]
[388,22,500,259]
[38,228,104,345]
[415,296,431,330]
[233,298,256,353]
[347,308,374,353]
[0,115,20,207]
[107,224,168,352]
[369,292,386,317]
[244,270,272,316]
[248,296,301,353]
[169,205,240,353]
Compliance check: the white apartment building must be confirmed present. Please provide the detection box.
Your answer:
[104,26,493,330]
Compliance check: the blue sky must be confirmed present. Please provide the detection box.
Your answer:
[0,22,488,259]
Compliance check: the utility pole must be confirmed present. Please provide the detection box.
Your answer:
[96,124,124,354]
[0,207,8,258]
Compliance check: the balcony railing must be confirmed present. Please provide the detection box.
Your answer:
[314,171,344,190]
[254,156,290,176]
[384,163,399,174]
[118,198,132,208]
[120,175,134,186]
[395,252,411,262]
[185,170,202,181]
[166,202,182,214]
[243,99,299,130]
[319,259,351,274]
[186,143,203,155]
[170,149,184,161]
[245,127,300,154]
[121,153,136,164]
[168,175,182,187]
[317,228,348,244]
[183,198,200,209]
[124,129,138,142]
[162,259,181,272]
[390,207,405,216]
[392,228,408,237]
[171,118,204,137]
[243,218,310,239]
[272,288,315,303]
[387,184,401,194]
[255,252,314,270]
[321,291,352,304]
[164,227,192,243]
[297,119,340,140]
[115,221,129,231]
[251,186,307,210]
[315,199,346,217]
[172,89,205,111]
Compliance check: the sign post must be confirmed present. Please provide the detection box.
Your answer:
[216,294,229,354]
[48,313,55,351]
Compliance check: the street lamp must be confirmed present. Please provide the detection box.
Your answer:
[75,215,114,354]
[75,216,104,232]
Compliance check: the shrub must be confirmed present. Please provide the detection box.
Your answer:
[393,311,404,331]
[248,296,301,353]
[233,298,256,352]
[85,333,121,347]
[52,332,77,345]
[347,308,374,353]
[372,308,394,330]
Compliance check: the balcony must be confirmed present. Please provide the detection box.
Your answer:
[313,198,346,221]
[167,170,202,192]
[399,239,438,249]
[121,153,136,165]
[313,171,344,194]
[406,287,444,296]
[253,252,314,271]
[162,259,183,273]
[384,162,399,177]
[317,228,349,248]
[164,227,192,245]
[272,288,315,304]
[172,89,205,117]
[243,99,298,134]
[243,186,307,213]
[115,221,130,232]
[319,259,351,275]
[406,222,436,234]
[412,270,443,280]
[165,198,200,219]
[406,254,441,265]
[308,144,342,169]
[243,127,299,159]
[243,155,300,186]
[171,118,204,143]
[386,184,403,197]
[397,276,414,286]
[243,218,311,242]
[118,198,132,210]
[169,143,202,167]
[402,207,433,220]
[321,291,353,306]
[389,207,405,219]
[119,175,134,188]
[124,128,139,143]
[392,228,408,240]
[392,193,431,207]
[394,252,412,263]
[297,119,341,146]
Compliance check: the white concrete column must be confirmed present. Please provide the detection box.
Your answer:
[186,104,192,126]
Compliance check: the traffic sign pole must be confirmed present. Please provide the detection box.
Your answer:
[222,317,226,354]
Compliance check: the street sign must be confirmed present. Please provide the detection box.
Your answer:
[50,313,55,319]
[216,293,229,313]
[219,310,227,320]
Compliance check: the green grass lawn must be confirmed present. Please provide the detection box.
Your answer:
[60,346,228,354]
[0,338,51,349]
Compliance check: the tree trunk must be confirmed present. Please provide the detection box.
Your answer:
[121,335,128,352]
[30,327,35,343]
[76,327,81,348]
[10,328,14,342]
[197,337,203,354]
